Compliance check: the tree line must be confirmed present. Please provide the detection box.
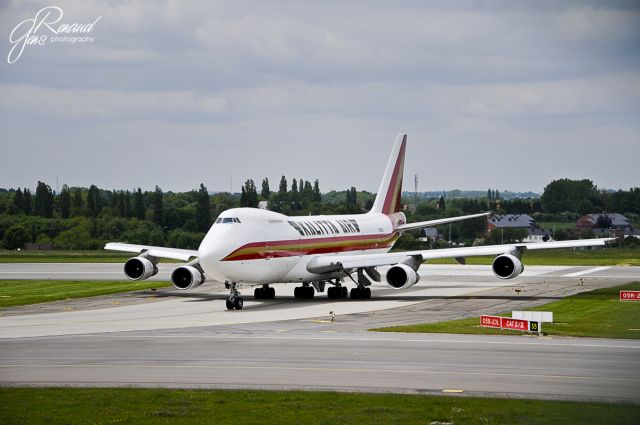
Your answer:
[0,177,637,251]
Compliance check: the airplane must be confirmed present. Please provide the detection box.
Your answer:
[106,134,612,310]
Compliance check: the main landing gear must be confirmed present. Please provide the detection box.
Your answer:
[254,285,275,300]
[294,284,315,299]
[350,286,371,299]
[327,281,348,299]
[225,282,244,310]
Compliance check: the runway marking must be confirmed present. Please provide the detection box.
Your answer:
[1,364,637,383]
[442,389,464,393]
[563,267,611,277]
[89,334,640,350]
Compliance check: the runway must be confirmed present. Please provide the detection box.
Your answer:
[1,263,639,402]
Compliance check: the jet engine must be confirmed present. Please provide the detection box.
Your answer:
[492,254,524,279]
[171,265,205,290]
[124,256,158,281]
[385,264,420,290]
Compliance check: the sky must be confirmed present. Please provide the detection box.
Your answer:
[1,0,639,194]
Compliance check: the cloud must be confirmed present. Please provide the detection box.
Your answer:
[0,0,639,193]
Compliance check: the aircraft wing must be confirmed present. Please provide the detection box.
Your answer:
[104,242,198,262]
[306,238,614,273]
[396,212,490,232]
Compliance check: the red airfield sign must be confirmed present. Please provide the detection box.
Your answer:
[501,317,529,331]
[480,315,501,328]
[480,315,539,333]
[620,290,640,301]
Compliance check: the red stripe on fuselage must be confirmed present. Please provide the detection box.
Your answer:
[221,231,398,261]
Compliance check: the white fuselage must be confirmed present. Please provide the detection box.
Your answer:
[197,208,405,284]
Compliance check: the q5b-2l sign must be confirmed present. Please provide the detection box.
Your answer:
[480,315,539,332]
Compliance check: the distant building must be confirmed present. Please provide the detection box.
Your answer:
[523,228,551,243]
[576,213,631,232]
[489,214,552,242]
[418,227,439,242]
[488,214,535,231]
[258,201,269,210]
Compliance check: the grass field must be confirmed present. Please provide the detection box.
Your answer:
[374,282,640,338]
[0,280,171,308]
[0,388,635,425]
[427,247,640,266]
[0,249,182,263]
[0,249,132,263]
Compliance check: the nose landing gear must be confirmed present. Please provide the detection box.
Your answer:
[225,282,243,310]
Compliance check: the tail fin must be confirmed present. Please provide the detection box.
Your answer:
[370,133,406,215]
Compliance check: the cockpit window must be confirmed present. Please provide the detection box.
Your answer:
[215,217,241,224]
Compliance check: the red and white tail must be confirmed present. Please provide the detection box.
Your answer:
[370,133,406,215]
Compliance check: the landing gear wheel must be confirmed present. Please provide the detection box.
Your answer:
[328,287,336,299]
[268,287,275,299]
[350,288,361,299]
[304,286,314,299]
[226,299,234,310]
[234,297,244,310]
[341,286,348,298]
[364,287,371,299]
[294,286,301,298]
[254,287,262,299]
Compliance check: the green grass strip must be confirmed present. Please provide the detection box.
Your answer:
[373,282,640,338]
[0,250,179,263]
[0,388,635,425]
[0,280,171,308]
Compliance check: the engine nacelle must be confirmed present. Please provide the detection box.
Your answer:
[492,254,524,279]
[171,265,205,290]
[385,264,420,290]
[124,256,158,281]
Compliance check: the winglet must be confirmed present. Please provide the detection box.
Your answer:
[370,133,406,215]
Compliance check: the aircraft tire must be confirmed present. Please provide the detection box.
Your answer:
[328,287,336,299]
[364,287,371,299]
[341,287,348,298]
[268,287,275,299]
[234,297,244,310]
[226,299,234,310]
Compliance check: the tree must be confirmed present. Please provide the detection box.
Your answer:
[71,187,83,217]
[278,176,287,194]
[86,185,102,217]
[437,196,446,210]
[13,188,23,212]
[195,183,211,232]
[291,178,298,193]
[152,185,163,225]
[542,179,597,213]
[240,179,258,207]
[595,215,612,229]
[313,179,321,203]
[134,188,145,220]
[2,225,30,249]
[34,181,54,218]
[345,186,358,213]
[261,178,270,200]
[22,189,32,215]
[58,184,71,219]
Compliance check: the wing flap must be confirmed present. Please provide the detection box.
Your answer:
[104,242,198,262]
